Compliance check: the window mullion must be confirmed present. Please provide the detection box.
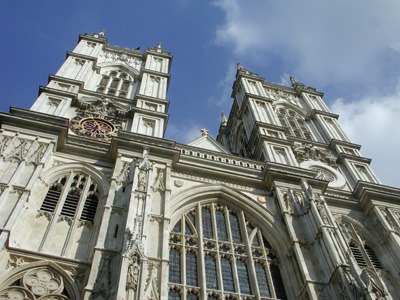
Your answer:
[195,204,206,300]
[38,172,74,252]
[61,175,91,257]
[240,211,260,299]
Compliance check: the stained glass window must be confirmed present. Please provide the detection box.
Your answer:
[229,213,242,243]
[216,210,228,241]
[186,213,196,235]
[221,258,235,292]
[187,292,198,300]
[169,249,181,283]
[168,289,181,300]
[186,252,198,286]
[236,260,251,295]
[205,256,218,290]
[270,264,287,299]
[202,208,213,239]
[168,204,287,299]
[255,263,271,297]
[172,220,181,233]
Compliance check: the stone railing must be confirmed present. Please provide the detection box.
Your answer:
[176,146,264,171]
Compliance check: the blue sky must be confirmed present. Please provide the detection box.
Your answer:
[1,1,399,187]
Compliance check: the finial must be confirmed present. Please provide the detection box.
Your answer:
[99,29,105,36]
[157,42,162,49]
[289,75,304,88]
[201,128,209,136]
[237,62,243,70]
[221,112,227,125]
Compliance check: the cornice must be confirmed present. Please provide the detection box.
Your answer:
[337,153,372,165]
[38,86,79,99]
[310,109,339,119]
[66,51,98,62]
[133,94,170,110]
[79,33,108,44]
[329,139,362,150]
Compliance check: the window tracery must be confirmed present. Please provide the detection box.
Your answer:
[97,70,132,98]
[40,173,100,224]
[276,107,312,140]
[0,266,76,300]
[168,203,287,299]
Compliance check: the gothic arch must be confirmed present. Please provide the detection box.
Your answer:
[170,183,291,257]
[99,62,139,78]
[273,101,307,116]
[40,163,110,196]
[168,183,292,299]
[0,261,80,300]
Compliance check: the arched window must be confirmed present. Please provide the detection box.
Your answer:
[40,172,100,224]
[340,222,383,270]
[276,107,312,140]
[168,203,287,299]
[97,70,132,98]
[0,265,79,300]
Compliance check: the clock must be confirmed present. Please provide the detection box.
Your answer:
[69,113,123,141]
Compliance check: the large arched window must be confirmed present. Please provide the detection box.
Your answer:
[339,222,383,270]
[168,203,287,299]
[97,70,133,98]
[276,107,312,140]
[41,172,100,224]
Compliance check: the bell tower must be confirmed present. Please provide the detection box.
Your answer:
[30,30,172,140]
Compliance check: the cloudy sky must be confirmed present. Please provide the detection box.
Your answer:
[1,1,399,187]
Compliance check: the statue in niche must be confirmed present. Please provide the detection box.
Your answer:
[127,254,140,291]
[137,148,152,192]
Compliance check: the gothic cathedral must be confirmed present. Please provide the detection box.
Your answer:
[0,31,399,300]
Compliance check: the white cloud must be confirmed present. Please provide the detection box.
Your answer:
[166,123,205,144]
[330,88,400,187]
[214,0,400,87]
[213,0,400,188]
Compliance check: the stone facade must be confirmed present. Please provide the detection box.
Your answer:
[0,31,399,300]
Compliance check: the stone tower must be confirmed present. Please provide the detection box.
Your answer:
[0,32,400,300]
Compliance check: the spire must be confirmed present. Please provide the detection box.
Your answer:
[221,112,227,126]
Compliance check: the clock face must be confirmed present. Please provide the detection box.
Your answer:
[69,113,123,141]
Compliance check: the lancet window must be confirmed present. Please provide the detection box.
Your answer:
[97,70,133,98]
[40,172,100,224]
[276,107,312,140]
[339,222,383,270]
[168,203,287,299]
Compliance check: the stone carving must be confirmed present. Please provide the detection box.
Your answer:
[99,51,141,70]
[314,195,330,225]
[0,267,70,300]
[311,167,336,182]
[7,255,26,270]
[293,143,337,166]
[152,168,165,192]
[174,179,184,187]
[137,148,152,192]
[92,253,114,300]
[284,189,309,216]
[0,184,6,196]
[144,262,160,299]
[360,269,386,299]
[126,254,140,290]
[75,58,86,66]
[77,96,131,119]
[115,161,131,185]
